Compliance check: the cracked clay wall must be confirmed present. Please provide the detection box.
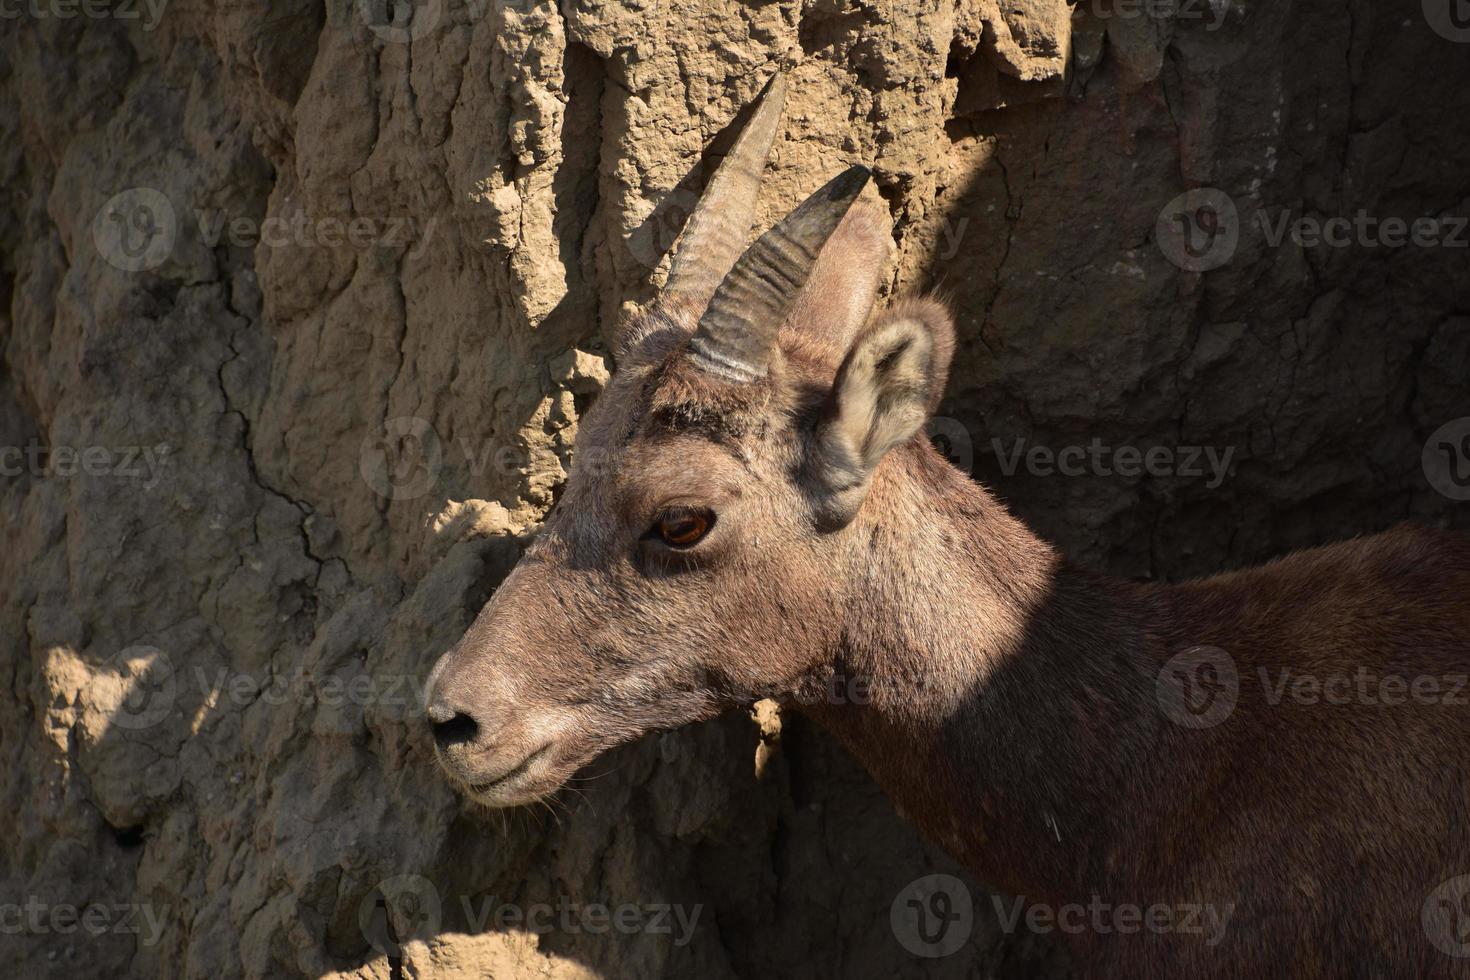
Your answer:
[1,0,1467,977]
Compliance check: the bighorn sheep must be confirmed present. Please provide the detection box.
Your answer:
[427,73,1470,977]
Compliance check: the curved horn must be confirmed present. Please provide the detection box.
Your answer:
[664,72,787,302]
[687,165,872,382]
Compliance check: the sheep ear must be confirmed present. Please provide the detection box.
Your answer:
[806,298,955,529]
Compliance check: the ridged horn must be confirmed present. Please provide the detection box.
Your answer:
[686,165,872,382]
[664,72,787,302]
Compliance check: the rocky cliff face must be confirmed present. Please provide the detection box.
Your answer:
[1,0,1466,976]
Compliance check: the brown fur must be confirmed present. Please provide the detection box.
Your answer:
[427,200,1470,979]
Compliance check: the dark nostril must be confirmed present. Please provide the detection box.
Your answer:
[431,710,479,751]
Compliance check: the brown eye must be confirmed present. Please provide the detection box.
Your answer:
[656,510,712,548]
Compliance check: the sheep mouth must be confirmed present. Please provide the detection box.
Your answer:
[464,742,556,797]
